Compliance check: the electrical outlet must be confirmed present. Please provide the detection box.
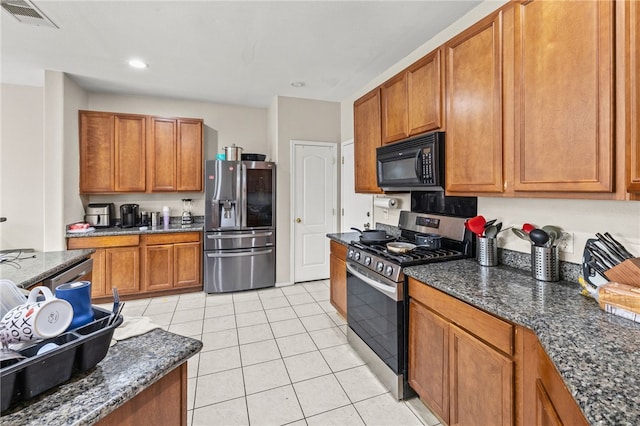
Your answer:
[557,232,574,253]
[383,209,389,220]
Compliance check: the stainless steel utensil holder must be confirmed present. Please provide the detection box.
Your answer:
[477,237,498,267]
[532,245,559,282]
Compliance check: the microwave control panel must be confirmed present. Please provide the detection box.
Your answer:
[421,146,434,184]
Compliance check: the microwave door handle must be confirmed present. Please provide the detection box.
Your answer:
[414,149,422,180]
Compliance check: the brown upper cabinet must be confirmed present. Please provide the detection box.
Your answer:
[79,111,203,194]
[354,0,638,200]
[625,0,640,194]
[381,48,444,144]
[80,111,146,193]
[512,0,614,193]
[444,11,504,194]
[354,88,383,193]
[148,117,203,192]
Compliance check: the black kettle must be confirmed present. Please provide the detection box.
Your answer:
[120,204,139,228]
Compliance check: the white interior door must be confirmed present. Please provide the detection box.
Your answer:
[292,141,337,283]
[341,140,373,232]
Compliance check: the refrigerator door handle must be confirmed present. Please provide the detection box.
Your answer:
[206,232,273,239]
[240,162,247,228]
[206,248,273,258]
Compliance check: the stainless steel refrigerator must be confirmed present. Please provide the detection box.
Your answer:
[203,160,276,293]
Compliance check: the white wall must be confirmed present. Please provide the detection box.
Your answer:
[0,84,45,250]
[339,0,640,264]
[271,96,341,284]
[63,75,89,228]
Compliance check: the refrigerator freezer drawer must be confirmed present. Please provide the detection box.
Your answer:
[204,248,275,293]
[204,231,274,251]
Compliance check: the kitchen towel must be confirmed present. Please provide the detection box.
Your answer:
[111,316,161,345]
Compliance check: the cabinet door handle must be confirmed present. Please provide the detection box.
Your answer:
[295,218,302,223]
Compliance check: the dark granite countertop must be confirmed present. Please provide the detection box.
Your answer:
[326,232,360,246]
[404,260,640,426]
[0,249,95,289]
[1,329,202,425]
[66,223,204,238]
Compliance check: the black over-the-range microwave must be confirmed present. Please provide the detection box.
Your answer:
[376,131,445,191]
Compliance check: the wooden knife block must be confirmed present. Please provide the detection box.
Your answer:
[605,258,640,288]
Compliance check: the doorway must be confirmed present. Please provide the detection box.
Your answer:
[340,139,373,232]
[291,140,337,283]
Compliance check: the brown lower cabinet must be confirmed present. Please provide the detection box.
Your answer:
[535,344,588,426]
[67,232,202,302]
[142,232,202,292]
[408,277,587,425]
[67,235,141,299]
[329,240,347,318]
[96,362,187,426]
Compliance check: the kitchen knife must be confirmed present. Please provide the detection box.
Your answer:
[581,239,610,288]
[587,244,617,269]
[603,232,635,259]
[586,260,609,278]
[587,249,613,271]
[595,233,629,263]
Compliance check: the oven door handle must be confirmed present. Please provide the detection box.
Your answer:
[346,263,397,300]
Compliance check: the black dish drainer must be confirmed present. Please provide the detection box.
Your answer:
[1,306,123,412]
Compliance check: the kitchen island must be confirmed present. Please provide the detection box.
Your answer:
[404,260,640,426]
[1,328,202,425]
[0,249,94,289]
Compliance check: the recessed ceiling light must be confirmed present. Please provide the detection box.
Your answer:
[128,59,148,69]
[291,81,305,88]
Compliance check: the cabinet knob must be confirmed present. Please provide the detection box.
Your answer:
[295,218,302,223]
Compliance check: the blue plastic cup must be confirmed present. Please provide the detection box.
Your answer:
[55,281,95,330]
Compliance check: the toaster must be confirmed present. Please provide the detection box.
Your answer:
[85,203,114,228]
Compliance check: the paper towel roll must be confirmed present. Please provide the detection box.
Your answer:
[374,197,398,209]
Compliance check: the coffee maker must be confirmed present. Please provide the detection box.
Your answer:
[120,204,139,228]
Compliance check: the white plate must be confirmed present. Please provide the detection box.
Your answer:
[67,227,96,234]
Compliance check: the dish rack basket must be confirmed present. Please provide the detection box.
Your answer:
[0,306,123,413]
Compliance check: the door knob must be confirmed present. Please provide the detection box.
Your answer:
[295,218,302,223]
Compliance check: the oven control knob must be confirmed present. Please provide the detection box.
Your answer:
[385,265,394,277]
[347,249,354,259]
[376,261,384,272]
[364,256,372,266]
[354,252,361,261]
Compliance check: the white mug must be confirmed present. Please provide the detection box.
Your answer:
[0,286,73,345]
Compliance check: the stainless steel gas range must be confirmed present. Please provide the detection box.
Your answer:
[346,210,474,400]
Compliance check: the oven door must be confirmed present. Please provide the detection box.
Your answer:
[346,261,403,374]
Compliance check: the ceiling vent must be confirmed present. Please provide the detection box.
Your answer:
[1,0,57,28]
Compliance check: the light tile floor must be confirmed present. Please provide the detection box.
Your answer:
[107,280,442,426]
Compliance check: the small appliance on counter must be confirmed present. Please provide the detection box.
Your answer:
[84,203,114,228]
[119,204,139,228]
[181,199,193,225]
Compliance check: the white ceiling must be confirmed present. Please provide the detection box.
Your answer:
[1,1,482,108]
